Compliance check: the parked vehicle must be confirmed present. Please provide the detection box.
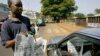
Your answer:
[36,19,46,26]
[47,28,100,56]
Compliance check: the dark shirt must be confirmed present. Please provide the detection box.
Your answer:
[1,16,31,49]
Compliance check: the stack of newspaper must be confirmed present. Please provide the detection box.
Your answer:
[14,34,47,56]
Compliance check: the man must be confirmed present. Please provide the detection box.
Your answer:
[1,0,31,50]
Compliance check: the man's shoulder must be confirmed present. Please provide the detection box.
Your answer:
[22,16,30,20]
[1,18,12,27]
[0,18,8,22]
[2,19,10,26]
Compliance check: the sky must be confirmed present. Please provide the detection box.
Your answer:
[0,0,100,15]
[75,0,100,15]
[0,0,42,12]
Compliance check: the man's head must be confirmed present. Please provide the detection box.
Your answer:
[8,0,23,16]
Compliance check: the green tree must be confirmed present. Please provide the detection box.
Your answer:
[74,13,85,18]
[87,13,94,17]
[0,3,8,10]
[0,3,8,8]
[95,9,100,14]
[41,0,77,22]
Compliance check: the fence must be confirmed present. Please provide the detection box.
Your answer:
[67,16,100,28]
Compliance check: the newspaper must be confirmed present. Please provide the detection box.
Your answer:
[14,34,47,56]
[14,34,35,56]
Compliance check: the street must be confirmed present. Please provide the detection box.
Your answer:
[0,38,14,56]
[0,22,83,56]
[38,22,83,43]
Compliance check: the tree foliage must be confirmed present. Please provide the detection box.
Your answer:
[0,3,8,8]
[0,3,8,11]
[74,13,85,18]
[87,13,94,17]
[41,0,77,22]
[95,9,100,14]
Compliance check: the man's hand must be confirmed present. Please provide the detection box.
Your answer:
[5,39,15,48]
[67,50,72,56]
[19,32,28,37]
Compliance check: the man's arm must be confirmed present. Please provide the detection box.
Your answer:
[5,32,28,48]
[4,39,15,48]
[1,22,15,48]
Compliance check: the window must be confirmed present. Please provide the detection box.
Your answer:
[60,35,100,56]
